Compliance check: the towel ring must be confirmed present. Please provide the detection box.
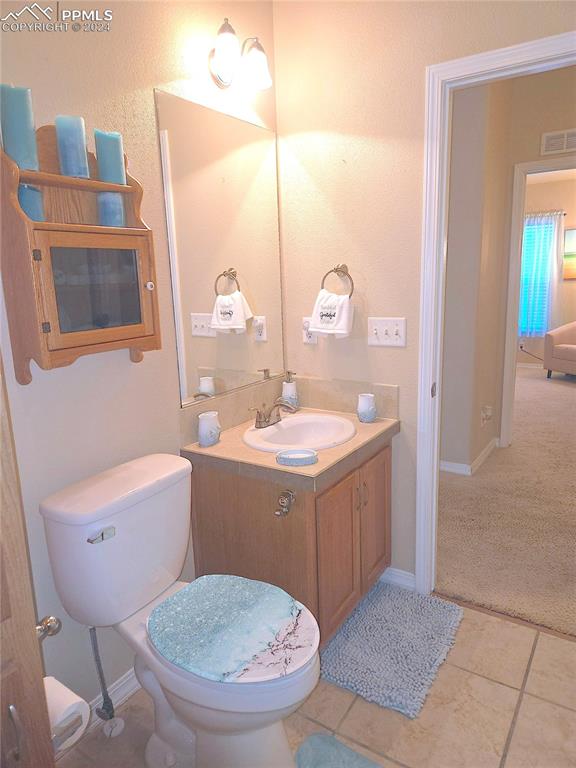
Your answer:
[214,268,241,296]
[320,264,354,298]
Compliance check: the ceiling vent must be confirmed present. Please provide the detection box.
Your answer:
[541,129,576,156]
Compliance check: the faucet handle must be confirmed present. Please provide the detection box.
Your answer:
[258,368,271,380]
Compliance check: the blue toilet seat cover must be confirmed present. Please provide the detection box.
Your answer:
[147,575,318,684]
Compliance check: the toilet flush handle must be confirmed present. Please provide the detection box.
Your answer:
[87,526,116,544]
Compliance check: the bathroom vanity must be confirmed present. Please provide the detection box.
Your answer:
[181,412,399,643]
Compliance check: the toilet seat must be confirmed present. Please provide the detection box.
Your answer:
[146,575,318,684]
[116,579,321,714]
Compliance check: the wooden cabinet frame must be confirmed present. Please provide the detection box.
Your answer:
[1,125,161,384]
[189,444,392,643]
[33,229,156,350]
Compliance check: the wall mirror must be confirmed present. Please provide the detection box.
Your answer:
[155,90,284,406]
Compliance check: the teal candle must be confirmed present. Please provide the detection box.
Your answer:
[98,192,125,227]
[18,184,44,221]
[0,84,39,170]
[55,115,89,178]
[94,129,126,183]
[95,129,126,227]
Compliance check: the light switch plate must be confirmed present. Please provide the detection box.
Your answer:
[253,316,267,342]
[368,317,406,347]
[191,313,216,337]
[303,317,318,344]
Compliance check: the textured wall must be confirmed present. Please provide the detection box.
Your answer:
[273,1,576,571]
[0,0,275,704]
[2,0,576,705]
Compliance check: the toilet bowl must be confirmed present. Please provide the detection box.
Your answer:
[117,579,320,768]
[39,455,320,768]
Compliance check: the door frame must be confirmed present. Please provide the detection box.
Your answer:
[415,30,576,594]
[499,154,576,447]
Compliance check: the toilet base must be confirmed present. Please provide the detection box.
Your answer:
[144,722,295,768]
[135,655,298,768]
[195,722,295,768]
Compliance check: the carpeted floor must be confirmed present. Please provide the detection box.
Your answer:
[437,366,576,637]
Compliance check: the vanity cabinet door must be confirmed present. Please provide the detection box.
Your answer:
[359,447,391,593]
[316,471,361,643]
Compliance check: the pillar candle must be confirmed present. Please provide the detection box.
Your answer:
[0,84,39,170]
[95,129,126,226]
[94,129,126,183]
[55,115,89,178]
[18,184,44,221]
[97,192,125,227]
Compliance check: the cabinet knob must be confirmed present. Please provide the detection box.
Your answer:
[275,490,295,517]
[145,281,155,291]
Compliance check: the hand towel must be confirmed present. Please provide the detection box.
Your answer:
[308,289,354,337]
[210,290,254,333]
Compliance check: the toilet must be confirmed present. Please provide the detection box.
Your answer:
[39,454,320,768]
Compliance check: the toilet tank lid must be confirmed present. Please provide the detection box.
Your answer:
[39,454,191,525]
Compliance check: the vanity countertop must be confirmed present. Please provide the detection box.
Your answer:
[181,409,400,493]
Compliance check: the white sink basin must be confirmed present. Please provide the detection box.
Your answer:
[243,412,356,453]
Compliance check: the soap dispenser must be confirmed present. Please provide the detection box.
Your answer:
[282,371,299,408]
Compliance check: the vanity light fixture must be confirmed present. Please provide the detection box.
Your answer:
[209,19,272,91]
[240,38,273,91]
[208,18,241,89]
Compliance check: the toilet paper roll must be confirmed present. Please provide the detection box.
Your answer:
[43,676,90,752]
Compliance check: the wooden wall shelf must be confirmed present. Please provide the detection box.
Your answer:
[1,124,161,384]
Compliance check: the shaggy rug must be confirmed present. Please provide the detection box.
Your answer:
[437,367,576,636]
[320,582,462,718]
[296,734,380,768]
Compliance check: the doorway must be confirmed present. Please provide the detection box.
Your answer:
[436,68,576,634]
[415,31,576,605]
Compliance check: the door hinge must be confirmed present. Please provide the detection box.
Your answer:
[41,321,51,333]
[431,382,437,398]
[32,249,42,261]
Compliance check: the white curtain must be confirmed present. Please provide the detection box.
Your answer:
[518,211,564,337]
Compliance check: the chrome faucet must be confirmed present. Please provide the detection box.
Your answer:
[251,397,298,429]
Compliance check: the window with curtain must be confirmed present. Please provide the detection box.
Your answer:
[518,211,563,337]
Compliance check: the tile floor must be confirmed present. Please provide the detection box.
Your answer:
[59,607,576,768]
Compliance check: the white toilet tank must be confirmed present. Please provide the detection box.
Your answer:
[40,454,192,627]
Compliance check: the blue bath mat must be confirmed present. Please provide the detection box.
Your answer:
[296,734,380,768]
[320,582,462,718]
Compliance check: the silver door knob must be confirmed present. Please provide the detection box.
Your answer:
[35,615,62,641]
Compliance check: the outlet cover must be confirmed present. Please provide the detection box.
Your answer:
[191,313,216,337]
[253,316,267,342]
[303,317,318,344]
[368,317,406,347]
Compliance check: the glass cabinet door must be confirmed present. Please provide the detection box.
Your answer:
[35,230,156,350]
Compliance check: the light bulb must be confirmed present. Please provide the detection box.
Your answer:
[240,39,272,91]
[209,18,240,88]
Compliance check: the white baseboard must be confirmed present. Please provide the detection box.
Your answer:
[470,437,498,474]
[439,459,471,476]
[87,667,140,733]
[55,667,141,761]
[440,437,498,476]
[381,567,416,591]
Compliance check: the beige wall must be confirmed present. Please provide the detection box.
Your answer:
[273,1,576,564]
[2,0,576,704]
[0,0,276,704]
[441,67,576,465]
[441,86,488,465]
